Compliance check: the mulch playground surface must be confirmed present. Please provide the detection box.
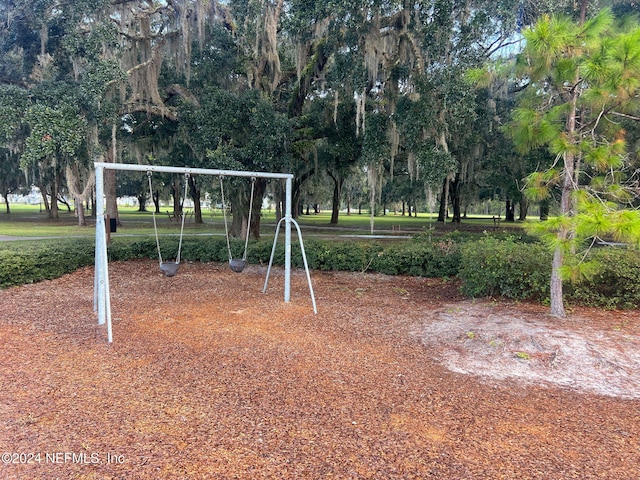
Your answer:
[0,260,638,479]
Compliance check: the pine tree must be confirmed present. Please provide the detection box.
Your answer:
[507,8,640,317]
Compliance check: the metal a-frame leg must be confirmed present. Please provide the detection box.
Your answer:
[263,217,317,314]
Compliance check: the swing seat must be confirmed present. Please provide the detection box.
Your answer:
[229,259,246,273]
[160,262,180,277]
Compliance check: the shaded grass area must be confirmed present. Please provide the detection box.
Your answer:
[0,205,525,238]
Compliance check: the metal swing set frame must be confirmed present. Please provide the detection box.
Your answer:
[94,162,317,343]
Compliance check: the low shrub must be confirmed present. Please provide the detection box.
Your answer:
[458,237,552,300]
[567,247,640,309]
[0,239,95,288]
[2,233,639,310]
[371,240,461,277]
[303,240,378,272]
[0,250,30,288]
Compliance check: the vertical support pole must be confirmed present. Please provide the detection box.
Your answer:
[284,177,292,303]
[95,165,104,321]
[94,165,112,342]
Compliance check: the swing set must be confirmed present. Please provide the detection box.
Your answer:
[94,162,317,343]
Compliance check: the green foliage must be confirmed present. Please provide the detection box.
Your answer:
[362,113,390,165]
[416,146,457,187]
[0,86,29,143]
[21,103,86,167]
[3,235,640,311]
[372,240,461,277]
[567,247,640,309]
[0,235,460,288]
[503,8,640,315]
[458,237,552,300]
[184,87,291,173]
[0,240,95,288]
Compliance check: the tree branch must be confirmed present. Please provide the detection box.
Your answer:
[121,102,177,121]
[610,111,640,122]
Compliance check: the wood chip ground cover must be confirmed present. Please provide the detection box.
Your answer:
[0,260,638,479]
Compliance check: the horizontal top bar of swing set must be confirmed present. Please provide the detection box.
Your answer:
[94,162,294,180]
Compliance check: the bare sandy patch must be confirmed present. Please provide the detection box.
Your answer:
[419,301,640,399]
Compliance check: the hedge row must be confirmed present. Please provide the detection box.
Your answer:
[458,237,552,300]
[0,240,96,288]
[1,235,639,309]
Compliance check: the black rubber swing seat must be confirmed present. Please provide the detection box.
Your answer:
[160,262,180,277]
[229,259,246,273]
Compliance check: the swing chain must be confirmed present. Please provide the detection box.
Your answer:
[147,170,189,274]
[220,176,256,271]
[176,173,190,264]
[243,177,256,261]
[147,171,163,266]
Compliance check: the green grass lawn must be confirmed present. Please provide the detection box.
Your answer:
[0,202,526,239]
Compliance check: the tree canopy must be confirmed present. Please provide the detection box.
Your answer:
[0,0,638,264]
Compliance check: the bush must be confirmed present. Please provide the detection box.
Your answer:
[3,233,640,311]
[371,239,461,277]
[0,239,95,288]
[458,237,552,300]
[0,250,30,288]
[301,240,377,272]
[568,247,640,309]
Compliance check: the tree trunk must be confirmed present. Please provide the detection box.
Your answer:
[437,177,449,222]
[518,197,528,221]
[550,246,565,317]
[369,183,376,234]
[153,190,160,213]
[450,175,462,224]
[105,169,118,222]
[60,195,72,212]
[66,163,92,227]
[436,127,453,223]
[327,170,343,225]
[172,180,181,217]
[549,74,580,318]
[38,180,50,216]
[231,193,242,238]
[89,190,95,218]
[3,190,10,214]
[50,171,59,219]
[231,179,265,240]
[292,171,312,220]
[539,200,549,221]
[137,193,147,212]
[505,199,515,222]
[188,175,202,224]
[105,124,119,224]
[330,180,342,224]
[249,179,266,240]
[275,181,283,222]
[76,200,87,227]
